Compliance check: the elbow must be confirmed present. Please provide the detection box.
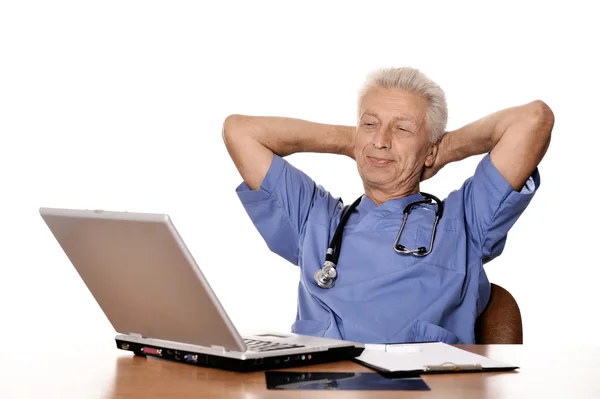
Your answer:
[222,114,249,144]
[530,99,554,124]
[527,100,554,140]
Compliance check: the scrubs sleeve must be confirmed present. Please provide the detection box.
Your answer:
[461,153,541,262]
[235,154,318,265]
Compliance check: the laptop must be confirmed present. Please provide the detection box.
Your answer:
[39,207,364,372]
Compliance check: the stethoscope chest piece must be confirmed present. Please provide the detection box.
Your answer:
[314,261,337,289]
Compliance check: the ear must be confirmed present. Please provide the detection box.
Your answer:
[424,142,439,167]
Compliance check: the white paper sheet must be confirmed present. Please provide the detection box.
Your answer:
[355,342,516,373]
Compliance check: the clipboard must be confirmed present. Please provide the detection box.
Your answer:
[353,342,519,376]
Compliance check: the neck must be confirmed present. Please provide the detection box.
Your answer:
[364,183,420,206]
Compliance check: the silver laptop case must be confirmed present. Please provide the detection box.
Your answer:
[39,207,364,371]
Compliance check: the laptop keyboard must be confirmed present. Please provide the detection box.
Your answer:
[244,338,305,352]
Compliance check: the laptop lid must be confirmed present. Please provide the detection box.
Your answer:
[39,207,246,352]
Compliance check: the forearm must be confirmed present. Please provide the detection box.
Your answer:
[438,100,553,190]
[224,114,355,158]
[223,114,355,190]
[439,104,532,165]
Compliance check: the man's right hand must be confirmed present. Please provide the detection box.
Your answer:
[222,115,355,190]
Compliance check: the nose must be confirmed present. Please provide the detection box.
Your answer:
[372,126,392,149]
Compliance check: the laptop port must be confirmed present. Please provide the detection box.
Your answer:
[184,354,198,363]
[142,347,162,356]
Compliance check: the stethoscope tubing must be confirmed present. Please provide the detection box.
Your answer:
[314,192,443,289]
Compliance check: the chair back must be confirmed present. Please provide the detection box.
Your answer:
[475,283,523,344]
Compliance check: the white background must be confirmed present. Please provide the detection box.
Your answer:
[1,1,598,350]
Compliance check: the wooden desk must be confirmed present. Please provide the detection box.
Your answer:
[2,343,599,398]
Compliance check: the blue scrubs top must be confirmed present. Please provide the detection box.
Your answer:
[236,154,540,344]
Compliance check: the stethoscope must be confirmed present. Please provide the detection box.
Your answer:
[314,192,444,289]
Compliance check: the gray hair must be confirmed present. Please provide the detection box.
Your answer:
[358,67,448,143]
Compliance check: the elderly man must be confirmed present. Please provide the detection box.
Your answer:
[222,67,553,344]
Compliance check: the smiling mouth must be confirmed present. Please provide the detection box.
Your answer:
[367,156,394,166]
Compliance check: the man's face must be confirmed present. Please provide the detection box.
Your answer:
[354,87,436,193]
